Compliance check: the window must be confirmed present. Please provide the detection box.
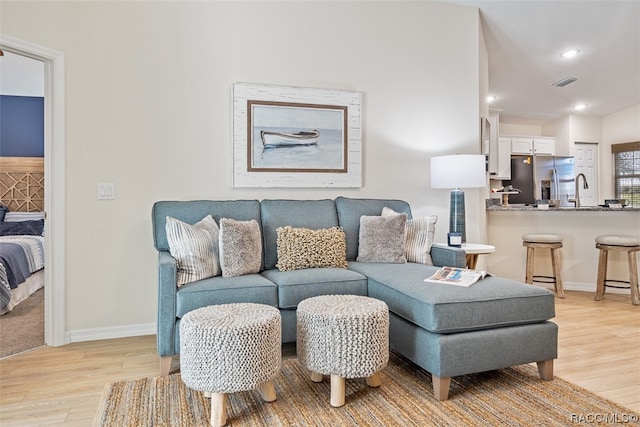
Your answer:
[612,141,640,207]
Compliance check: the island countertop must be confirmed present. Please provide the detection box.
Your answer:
[487,205,640,212]
[486,205,639,294]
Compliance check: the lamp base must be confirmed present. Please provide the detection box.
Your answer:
[449,189,466,243]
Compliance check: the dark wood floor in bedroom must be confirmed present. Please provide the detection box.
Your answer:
[0,290,638,426]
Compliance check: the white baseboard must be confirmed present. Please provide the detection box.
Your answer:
[67,322,155,343]
[537,281,630,295]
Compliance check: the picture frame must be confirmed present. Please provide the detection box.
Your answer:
[233,83,362,188]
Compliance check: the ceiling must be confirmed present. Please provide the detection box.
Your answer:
[450,0,640,125]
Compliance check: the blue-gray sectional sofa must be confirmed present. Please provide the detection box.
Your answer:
[151,197,557,400]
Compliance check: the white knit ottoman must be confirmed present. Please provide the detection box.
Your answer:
[297,295,389,407]
[180,303,281,427]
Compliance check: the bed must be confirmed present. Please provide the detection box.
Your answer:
[0,213,46,314]
[0,156,46,315]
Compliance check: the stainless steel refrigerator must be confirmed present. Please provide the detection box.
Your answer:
[507,155,575,206]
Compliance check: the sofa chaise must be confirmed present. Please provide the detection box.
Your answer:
[151,197,557,400]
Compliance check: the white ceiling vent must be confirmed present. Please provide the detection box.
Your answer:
[552,76,578,87]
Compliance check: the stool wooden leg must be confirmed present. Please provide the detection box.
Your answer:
[595,249,608,301]
[210,392,227,427]
[525,247,534,284]
[628,251,640,305]
[257,380,277,402]
[310,371,323,383]
[330,374,345,407]
[551,248,565,298]
[366,371,381,387]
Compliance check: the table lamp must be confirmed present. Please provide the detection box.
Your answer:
[430,154,486,243]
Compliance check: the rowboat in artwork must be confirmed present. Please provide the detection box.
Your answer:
[260,129,320,148]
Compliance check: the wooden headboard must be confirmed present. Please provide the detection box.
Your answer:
[0,157,45,212]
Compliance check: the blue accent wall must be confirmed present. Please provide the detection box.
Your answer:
[0,95,45,157]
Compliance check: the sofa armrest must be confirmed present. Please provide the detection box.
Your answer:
[157,251,178,356]
[430,244,466,268]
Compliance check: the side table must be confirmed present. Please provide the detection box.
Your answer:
[434,243,495,269]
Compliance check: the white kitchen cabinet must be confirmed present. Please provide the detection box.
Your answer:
[490,138,511,179]
[510,137,555,155]
[532,138,555,155]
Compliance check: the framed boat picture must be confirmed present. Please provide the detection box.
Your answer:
[233,83,362,188]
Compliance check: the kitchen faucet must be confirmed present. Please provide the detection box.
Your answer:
[571,173,589,208]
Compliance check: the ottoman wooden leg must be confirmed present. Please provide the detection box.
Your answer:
[257,380,277,402]
[310,371,324,383]
[366,371,381,387]
[330,374,346,407]
[210,392,227,427]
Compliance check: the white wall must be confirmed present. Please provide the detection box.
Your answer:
[601,104,640,199]
[0,1,483,339]
[0,50,44,96]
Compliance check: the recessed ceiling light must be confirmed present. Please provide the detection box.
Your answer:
[573,103,587,111]
[561,49,580,58]
[487,96,496,103]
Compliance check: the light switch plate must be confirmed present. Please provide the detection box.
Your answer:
[97,183,115,200]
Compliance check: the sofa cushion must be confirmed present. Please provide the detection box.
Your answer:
[348,261,555,334]
[356,214,407,263]
[335,197,412,261]
[276,226,348,271]
[261,199,340,270]
[383,207,437,265]
[152,200,262,253]
[176,274,278,318]
[219,218,262,277]
[261,268,368,309]
[165,215,220,286]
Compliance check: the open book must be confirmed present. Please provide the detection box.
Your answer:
[424,267,491,287]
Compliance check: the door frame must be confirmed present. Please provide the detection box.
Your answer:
[1,34,67,346]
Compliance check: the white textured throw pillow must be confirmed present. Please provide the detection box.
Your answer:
[382,207,437,265]
[165,215,220,287]
[219,218,262,277]
[356,213,407,263]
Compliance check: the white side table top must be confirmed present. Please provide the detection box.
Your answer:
[460,243,495,255]
[433,242,496,254]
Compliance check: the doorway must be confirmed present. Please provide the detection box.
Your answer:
[0,34,66,346]
[574,142,599,206]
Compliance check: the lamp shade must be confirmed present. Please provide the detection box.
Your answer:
[430,154,486,189]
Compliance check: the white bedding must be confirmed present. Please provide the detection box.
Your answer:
[0,269,44,315]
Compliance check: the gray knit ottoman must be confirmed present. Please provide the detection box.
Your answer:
[297,294,389,407]
[180,303,281,427]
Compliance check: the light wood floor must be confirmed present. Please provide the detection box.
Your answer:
[0,291,638,426]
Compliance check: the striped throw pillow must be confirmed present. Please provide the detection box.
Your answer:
[165,215,220,287]
[382,207,437,265]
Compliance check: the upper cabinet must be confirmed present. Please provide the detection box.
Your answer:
[510,137,555,155]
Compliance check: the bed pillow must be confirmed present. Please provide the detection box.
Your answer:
[165,215,220,287]
[276,226,348,272]
[356,213,407,263]
[0,205,7,222]
[0,219,45,236]
[219,218,262,277]
[383,207,437,265]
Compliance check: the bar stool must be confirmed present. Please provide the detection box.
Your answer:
[522,233,565,298]
[594,235,640,306]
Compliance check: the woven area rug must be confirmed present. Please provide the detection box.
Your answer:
[95,352,638,426]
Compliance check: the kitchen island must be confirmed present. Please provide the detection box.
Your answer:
[486,206,640,297]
